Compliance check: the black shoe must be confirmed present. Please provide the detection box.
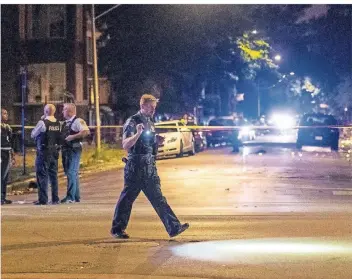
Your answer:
[111,230,130,239]
[61,198,75,204]
[50,200,61,205]
[1,199,12,205]
[33,201,48,205]
[169,223,189,238]
[75,199,80,203]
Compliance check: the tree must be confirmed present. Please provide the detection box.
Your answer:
[334,76,352,112]
[97,5,264,116]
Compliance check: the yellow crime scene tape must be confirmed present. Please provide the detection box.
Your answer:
[10,125,352,130]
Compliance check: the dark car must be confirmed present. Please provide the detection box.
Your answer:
[192,129,207,152]
[296,113,340,151]
[206,118,240,151]
[183,117,207,153]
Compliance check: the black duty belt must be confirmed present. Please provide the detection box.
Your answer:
[125,153,156,165]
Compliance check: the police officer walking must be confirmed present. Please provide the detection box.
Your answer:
[31,104,61,205]
[111,94,189,239]
[60,103,90,204]
[1,108,15,205]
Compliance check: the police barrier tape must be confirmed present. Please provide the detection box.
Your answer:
[9,125,352,130]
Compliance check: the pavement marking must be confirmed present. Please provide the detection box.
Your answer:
[333,191,352,196]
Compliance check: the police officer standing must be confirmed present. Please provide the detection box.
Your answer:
[111,94,189,239]
[60,103,90,204]
[31,104,61,205]
[1,108,15,205]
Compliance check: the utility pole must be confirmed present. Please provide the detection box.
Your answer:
[20,66,27,175]
[91,4,122,153]
[91,4,101,153]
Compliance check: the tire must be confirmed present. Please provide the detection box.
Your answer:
[177,141,184,158]
[331,139,339,151]
[296,141,302,150]
[189,141,196,156]
[207,140,212,148]
[232,145,240,153]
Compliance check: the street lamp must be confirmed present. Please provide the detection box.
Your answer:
[251,29,258,34]
[274,54,281,61]
[290,72,295,76]
[91,4,121,153]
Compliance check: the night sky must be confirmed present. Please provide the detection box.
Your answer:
[96,4,352,118]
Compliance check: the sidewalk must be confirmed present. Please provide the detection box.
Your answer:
[7,145,126,193]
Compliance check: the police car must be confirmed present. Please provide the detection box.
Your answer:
[155,120,195,158]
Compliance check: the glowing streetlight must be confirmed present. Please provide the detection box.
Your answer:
[274,54,282,61]
[290,72,295,76]
[251,29,258,34]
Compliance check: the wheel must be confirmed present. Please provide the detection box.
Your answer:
[189,141,196,156]
[232,145,240,153]
[207,140,212,148]
[176,141,184,158]
[331,139,339,151]
[296,141,302,150]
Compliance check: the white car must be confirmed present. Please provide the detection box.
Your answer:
[238,125,256,141]
[155,120,196,158]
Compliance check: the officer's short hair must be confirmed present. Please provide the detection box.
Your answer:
[140,94,158,106]
[64,103,76,113]
[44,104,56,116]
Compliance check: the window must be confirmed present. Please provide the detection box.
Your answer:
[49,63,66,101]
[155,123,178,133]
[209,119,234,126]
[75,64,83,102]
[31,5,66,39]
[27,63,66,103]
[302,115,337,126]
[87,36,93,64]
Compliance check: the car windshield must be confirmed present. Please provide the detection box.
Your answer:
[155,123,178,133]
[209,119,234,126]
[301,115,337,126]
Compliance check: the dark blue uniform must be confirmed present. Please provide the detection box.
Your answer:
[34,120,61,205]
[61,117,82,203]
[1,123,13,204]
[111,111,184,237]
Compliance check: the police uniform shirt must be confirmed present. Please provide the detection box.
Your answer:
[123,112,154,138]
[123,111,156,155]
[65,115,89,133]
[31,116,58,139]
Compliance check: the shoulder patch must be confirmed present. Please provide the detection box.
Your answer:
[125,118,136,127]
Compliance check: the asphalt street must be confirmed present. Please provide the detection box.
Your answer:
[2,136,352,279]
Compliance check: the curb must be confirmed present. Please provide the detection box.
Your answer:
[7,163,124,193]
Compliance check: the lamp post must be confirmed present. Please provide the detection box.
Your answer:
[91,4,121,153]
[20,66,27,175]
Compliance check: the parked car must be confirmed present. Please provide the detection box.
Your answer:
[180,115,207,152]
[192,129,207,152]
[155,120,196,158]
[235,119,256,141]
[206,118,240,150]
[296,113,340,151]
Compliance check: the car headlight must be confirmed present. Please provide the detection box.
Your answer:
[167,137,177,143]
[271,114,295,129]
[240,127,250,135]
